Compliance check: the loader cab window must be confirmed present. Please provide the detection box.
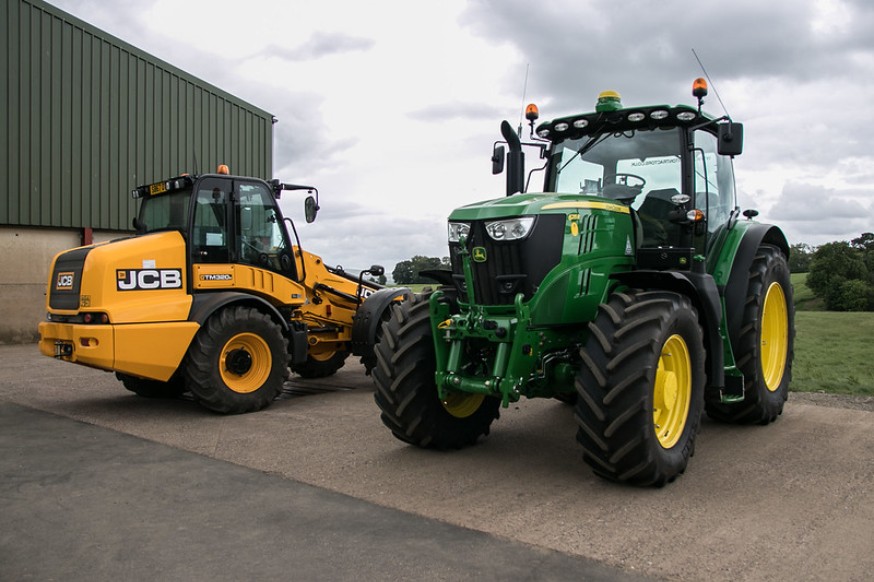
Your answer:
[137,189,191,233]
[236,182,293,275]
[693,129,736,236]
[191,178,232,263]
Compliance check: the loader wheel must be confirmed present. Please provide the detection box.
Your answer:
[185,306,288,414]
[291,349,348,379]
[575,290,705,487]
[706,244,794,425]
[372,293,500,449]
[116,372,185,399]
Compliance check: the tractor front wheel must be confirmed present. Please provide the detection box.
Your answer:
[706,244,794,424]
[575,290,705,487]
[185,306,288,414]
[372,293,500,449]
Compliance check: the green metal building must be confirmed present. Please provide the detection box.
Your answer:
[0,0,275,342]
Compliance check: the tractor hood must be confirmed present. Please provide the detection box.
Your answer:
[448,192,630,221]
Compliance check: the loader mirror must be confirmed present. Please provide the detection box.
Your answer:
[367,265,385,277]
[717,122,744,157]
[492,145,505,175]
[304,195,319,223]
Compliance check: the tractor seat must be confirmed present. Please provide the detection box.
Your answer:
[637,188,680,247]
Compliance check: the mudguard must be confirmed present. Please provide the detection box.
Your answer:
[350,287,410,356]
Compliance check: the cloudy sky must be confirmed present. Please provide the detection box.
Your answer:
[50,0,874,273]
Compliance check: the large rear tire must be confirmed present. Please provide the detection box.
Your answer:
[706,244,794,424]
[116,372,185,399]
[185,306,288,414]
[575,290,705,487]
[372,293,500,449]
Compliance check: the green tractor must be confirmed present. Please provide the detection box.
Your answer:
[372,79,794,486]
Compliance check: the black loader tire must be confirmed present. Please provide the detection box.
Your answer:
[292,350,348,378]
[575,290,706,487]
[372,293,500,449]
[706,244,794,424]
[116,372,185,399]
[185,305,288,414]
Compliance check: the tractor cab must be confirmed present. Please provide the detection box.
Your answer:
[131,166,319,281]
[503,79,744,264]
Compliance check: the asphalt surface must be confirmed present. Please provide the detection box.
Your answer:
[2,344,873,581]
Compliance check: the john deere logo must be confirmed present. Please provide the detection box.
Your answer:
[472,247,487,262]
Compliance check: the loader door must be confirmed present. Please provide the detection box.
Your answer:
[234,182,296,278]
[191,177,233,264]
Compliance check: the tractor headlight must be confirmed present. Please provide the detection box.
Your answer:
[484,217,534,241]
[448,222,470,243]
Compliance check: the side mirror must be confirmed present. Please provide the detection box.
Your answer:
[367,265,385,277]
[304,195,319,223]
[717,122,744,157]
[491,145,505,175]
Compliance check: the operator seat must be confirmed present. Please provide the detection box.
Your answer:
[637,188,680,247]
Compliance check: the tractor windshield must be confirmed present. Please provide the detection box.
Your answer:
[550,127,682,211]
[137,188,193,233]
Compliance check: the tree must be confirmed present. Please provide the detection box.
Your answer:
[788,242,813,273]
[807,240,872,311]
[392,255,447,284]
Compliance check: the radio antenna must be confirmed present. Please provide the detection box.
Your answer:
[517,63,530,137]
[692,49,732,119]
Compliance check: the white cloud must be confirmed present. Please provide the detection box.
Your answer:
[47,0,874,263]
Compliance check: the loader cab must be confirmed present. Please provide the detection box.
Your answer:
[133,173,298,279]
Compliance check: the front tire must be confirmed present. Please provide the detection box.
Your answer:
[575,290,705,487]
[291,349,348,379]
[185,306,288,414]
[372,293,500,449]
[706,244,794,424]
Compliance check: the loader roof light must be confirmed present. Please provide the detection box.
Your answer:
[485,216,534,241]
[525,103,540,121]
[596,90,622,112]
[692,77,708,98]
[217,164,230,175]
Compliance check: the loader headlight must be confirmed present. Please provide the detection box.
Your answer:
[485,217,534,241]
[448,222,471,243]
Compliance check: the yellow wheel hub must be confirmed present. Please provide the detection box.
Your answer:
[220,332,272,394]
[761,282,789,392]
[653,334,692,449]
[442,391,484,419]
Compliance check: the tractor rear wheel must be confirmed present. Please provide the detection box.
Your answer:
[291,349,348,378]
[116,372,185,399]
[575,290,705,487]
[185,306,288,414]
[372,293,500,449]
[706,244,794,424]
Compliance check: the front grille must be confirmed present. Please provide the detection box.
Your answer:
[450,215,564,305]
[49,247,93,310]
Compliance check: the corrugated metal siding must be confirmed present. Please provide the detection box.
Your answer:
[0,0,274,231]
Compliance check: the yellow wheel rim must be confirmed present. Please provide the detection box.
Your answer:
[220,333,272,394]
[442,392,484,419]
[761,282,789,392]
[653,334,692,449]
[308,346,339,362]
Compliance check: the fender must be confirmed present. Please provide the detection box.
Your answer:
[611,268,725,389]
[719,223,789,347]
[350,287,410,357]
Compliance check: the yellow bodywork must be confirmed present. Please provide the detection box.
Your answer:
[39,230,372,382]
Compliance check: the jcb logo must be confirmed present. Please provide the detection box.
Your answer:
[117,269,183,291]
[56,272,75,290]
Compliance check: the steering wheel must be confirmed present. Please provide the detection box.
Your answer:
[602,173,647,201]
